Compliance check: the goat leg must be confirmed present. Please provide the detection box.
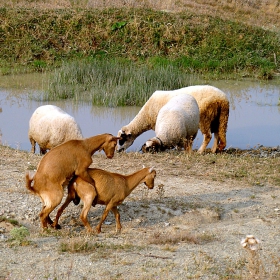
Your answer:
[111,206,122,233]
[53,195,74,229]
[96,203,113,233]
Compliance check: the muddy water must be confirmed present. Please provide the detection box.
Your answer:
[0,74,279,153]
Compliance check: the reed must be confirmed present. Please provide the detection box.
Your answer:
[45,58,196,106]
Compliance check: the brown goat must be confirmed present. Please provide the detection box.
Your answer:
[25,133,120,229]
[53,167,156,233]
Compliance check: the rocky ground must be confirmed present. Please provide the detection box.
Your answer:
[0,145,279,280]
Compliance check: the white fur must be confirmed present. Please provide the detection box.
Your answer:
[144,94,199,153]
[118,85,229,153]
[28,105,83,154]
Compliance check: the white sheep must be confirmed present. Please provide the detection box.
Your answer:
[28,105,83,154]
[118,85,229,154]
[141,94,200,154]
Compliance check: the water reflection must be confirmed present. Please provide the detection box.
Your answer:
[0,77,279,152]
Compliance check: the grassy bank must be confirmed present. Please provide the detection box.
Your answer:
[1,7,279,80]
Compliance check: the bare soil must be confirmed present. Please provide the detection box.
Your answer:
[0,145,279,279]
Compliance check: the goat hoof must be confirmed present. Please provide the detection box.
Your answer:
[86,228,95,234]
[51,223,61,229]
[73,197,81,205]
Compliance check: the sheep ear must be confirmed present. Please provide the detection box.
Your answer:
[149,166,155,173]
[117,130,123,137]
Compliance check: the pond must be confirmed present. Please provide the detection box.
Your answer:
[0,74,279,153]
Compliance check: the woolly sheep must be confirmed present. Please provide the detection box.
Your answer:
[28,105,83,154]
[117,85,229,154]
[141,94,199,153]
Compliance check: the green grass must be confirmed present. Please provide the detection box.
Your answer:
[8,226,31,246]
[0,216,20,226]
[59,237,137,254]
[43,58,196,106]
[0,8,279,80]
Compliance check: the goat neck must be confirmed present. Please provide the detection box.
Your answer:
[83,133,112,155]
[124,167,153,195]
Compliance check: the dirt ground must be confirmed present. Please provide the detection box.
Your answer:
[0,145,279,279]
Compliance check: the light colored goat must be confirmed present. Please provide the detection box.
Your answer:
[141,94,199,153]
[118,85,229,154]
[25,133,120,229]
[28,105,83,154]
[53,167,156,233]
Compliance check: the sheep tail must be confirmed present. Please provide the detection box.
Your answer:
[25,170,36,194]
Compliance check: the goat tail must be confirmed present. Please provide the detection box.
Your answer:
[25,170,36,194]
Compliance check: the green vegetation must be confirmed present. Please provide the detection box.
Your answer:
[9,226,31,246]
[1,8,279,81]
[0,216,20,226]
[44,58,195,106]
[59,237,136,254]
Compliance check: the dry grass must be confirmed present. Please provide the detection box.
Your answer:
[148,229,217,245]
[1,143,280,279]
[1,144,279,187]
[1,0,280,30]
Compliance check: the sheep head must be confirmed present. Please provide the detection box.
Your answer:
[141,137,164,153]
[117,129,135,152]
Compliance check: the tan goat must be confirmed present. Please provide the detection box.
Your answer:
[25,133,120,229]
[53,167,156,233]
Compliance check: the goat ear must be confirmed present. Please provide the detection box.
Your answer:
[28,170,36,180]
[149,166,155,173]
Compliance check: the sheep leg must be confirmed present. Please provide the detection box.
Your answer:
[197,130,212,154]
[111,206,122,233]
[218,130,227,151]
[30,138,36,153]
[184,137,193,155]
[40,148,47,155]
[211,132,219,153]
[96,202,114,233]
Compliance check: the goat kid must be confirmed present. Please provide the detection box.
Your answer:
[54,167,156,233]
[25,133,120,229]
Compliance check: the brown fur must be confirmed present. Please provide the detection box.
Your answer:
[189,89,229,153]
[25,133,120,229]
[54,167,156,233]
